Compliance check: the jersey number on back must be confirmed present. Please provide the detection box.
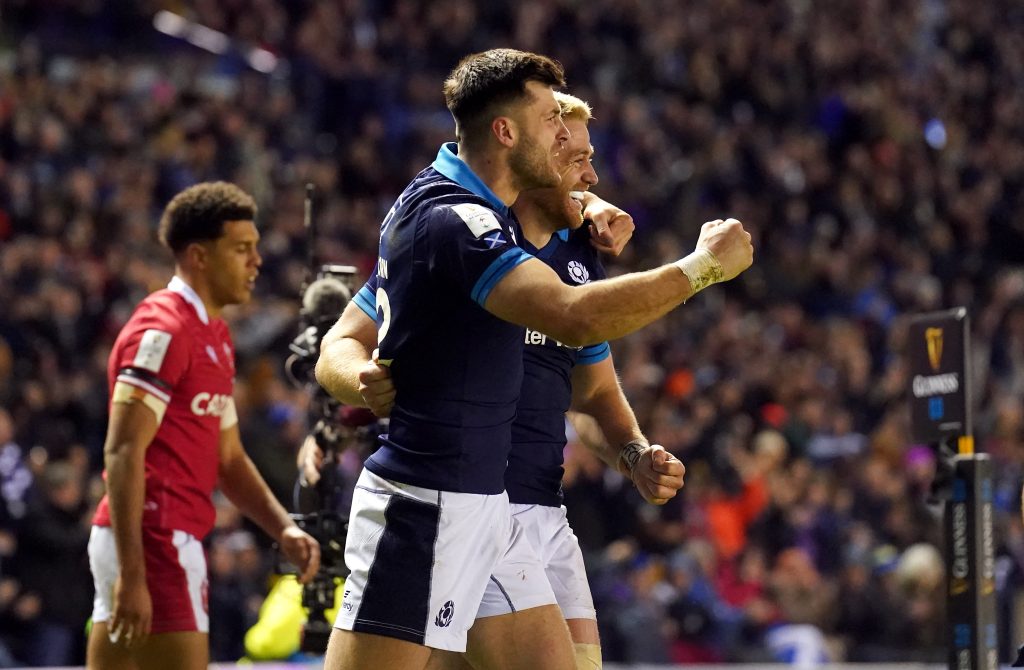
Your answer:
[376,287,392,345]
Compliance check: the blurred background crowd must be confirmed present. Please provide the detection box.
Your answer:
[2,0,1024,666]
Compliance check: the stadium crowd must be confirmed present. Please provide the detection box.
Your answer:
[2,0,1024,665]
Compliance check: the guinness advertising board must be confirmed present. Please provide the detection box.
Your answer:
[908,308,971,443]
[945,455,998,670]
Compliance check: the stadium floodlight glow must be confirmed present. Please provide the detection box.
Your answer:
[188,25,230,55]
[152,10,187,37]
[152,10,230,56]
[248,48,278,74]
[151,10,281,73]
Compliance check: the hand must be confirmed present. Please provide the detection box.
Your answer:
[581,194,635,256]
[109,573,152,648]
[298,435,324,486]
[359,349,396,417]
[694,218,753,281]
[279,525,321,585]
[630,445,685,505]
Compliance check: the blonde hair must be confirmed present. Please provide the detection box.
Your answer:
[554,91,592,123]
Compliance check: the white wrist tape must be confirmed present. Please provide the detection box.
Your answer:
[675,248,725,295]
[618,440,649,474]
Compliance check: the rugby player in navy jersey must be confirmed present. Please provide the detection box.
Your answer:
[316,48,752,670]
[315,91,683,670]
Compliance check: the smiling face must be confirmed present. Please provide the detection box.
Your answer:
[199,220,262,308]
[519,117,599,231]
[508,80,570,191]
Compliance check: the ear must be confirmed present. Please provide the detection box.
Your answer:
[491,115,517,149]
[184,242,209,270]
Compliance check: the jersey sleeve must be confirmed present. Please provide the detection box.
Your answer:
[577,341,610,365]
[111,308,190,415]
[427,203,532,306]
[352,270,379,320]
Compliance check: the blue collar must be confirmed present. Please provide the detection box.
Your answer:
[533,228,569,260]
[431,143,510,217]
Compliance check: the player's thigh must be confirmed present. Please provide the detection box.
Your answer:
[86,624,207,670]
[324,627,433,670]
[134,631,208,670]
[566,617,599,646]
[87,622,137,670]
[425,649,474,670]
[464,604,575,670]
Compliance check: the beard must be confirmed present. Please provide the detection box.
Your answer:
[510,132,560,191]
[528,187,584,231]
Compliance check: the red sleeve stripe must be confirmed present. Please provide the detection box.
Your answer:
[116,373,172,405]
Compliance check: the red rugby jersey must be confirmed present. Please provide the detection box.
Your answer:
[93,277,236,539]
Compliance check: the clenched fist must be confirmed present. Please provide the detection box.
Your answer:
[695,218,754,282]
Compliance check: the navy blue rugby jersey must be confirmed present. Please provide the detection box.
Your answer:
[354,217,610,505]
[507,225,609,506]
[356,143,532,494]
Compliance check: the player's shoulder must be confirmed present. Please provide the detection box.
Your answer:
[122,289,193,339]
[420,191,508,240]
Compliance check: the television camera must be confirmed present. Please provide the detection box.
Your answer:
[276,186,380,654]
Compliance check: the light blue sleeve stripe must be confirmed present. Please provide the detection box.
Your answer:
[353,286,377,320]
[471,248,532,305]
[577,342,610,365]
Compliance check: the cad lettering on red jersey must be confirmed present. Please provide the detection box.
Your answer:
[191,392,233,417]
[93,278,237,540]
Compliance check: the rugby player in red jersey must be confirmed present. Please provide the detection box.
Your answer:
[86,182,320,670]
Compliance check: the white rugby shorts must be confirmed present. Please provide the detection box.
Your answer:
[89,525,209,634]
[477,503,596,621]
[335,469,557,651]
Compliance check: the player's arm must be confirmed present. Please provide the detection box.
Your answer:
[103,386,162,644]
[569,356,685,504]
[217,423,320,583]
[316,300,396,417]
[485,218,753,347]
[569,356,643,470]
[580,191,635,256]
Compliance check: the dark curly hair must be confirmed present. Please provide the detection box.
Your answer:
[158,182,257,255]
[443,49,565,148]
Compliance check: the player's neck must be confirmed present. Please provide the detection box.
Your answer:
[174,270,222,320]
[514,202,557,249]
[457,145,519,207]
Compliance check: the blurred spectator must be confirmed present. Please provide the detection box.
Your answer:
[3,0,1024,662]
[12,461,92,667]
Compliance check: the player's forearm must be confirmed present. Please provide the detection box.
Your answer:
[104,441,148,579]
[561,265,693,346]
[315,303,378,407]
[219,454,294,541]
[489,219,752,346]
[574,390,645,474]
[315,336,372,407]
[567,412,617,472]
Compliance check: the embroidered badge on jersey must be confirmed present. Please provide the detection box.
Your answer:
[567,260,590,284]
[451,203,503,239]
[482,231,506,249]
[133,329,172,372]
